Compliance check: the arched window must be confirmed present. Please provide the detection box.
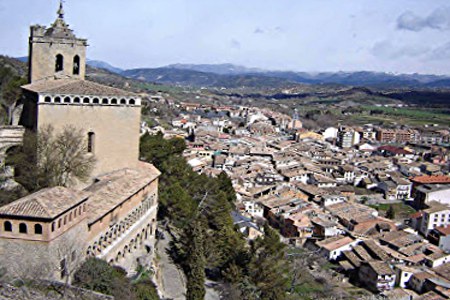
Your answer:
[102,98,109,104]
[83,97,90,104]
[73,55,80,75]
[55,54,64,72]
[51,222,55,232]
[34,224,43,235]
[74,97,80,104]
[4,221,12,232]
[129,99,135,105]
[93,98,99,104]
[87,132,95,153]
[111,99,117,104]
[19,223,27,234]
[120,99,126,105]
[44,96,52,103]
[64,96,71,103]
[54,97,61,103]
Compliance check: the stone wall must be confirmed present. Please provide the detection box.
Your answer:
[0,220,88,282]
[37,104,141,181]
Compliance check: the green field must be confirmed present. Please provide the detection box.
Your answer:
[369,202,416,220]
[356,105,450,126]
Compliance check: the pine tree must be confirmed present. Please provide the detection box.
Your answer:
[186,219,206,300]
[386,205,396,219]
[249,224,289,300]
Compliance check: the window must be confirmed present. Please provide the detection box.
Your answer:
[102,98,109,104]
[87,132,95,153]
[73,55,80,75]
[54,97,61,103]
[44,96,52,103]
[111,99,117,104]
[58,219,61,228]
[74,97,80,104]
[60,258,67,278]
[4,221,12,232]
[64,96,71,103]
[51,222,55,232]
[83,97,90,104]
[55,54,64,72]
[19,223,27,234]
[71,250,76,262]
[93,98,99,104]
[120,99,126,105]
[64,216,67,225]
[34,224,43,235]
[129,99,135,105]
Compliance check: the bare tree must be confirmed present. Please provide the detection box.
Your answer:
[37,124,96,188]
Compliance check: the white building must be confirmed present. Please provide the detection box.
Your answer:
[419,202,450,236]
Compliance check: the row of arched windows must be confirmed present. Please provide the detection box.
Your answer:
[87,195,156,257]
[3,221,42,235]
[55,54,80,75]
[50,203,87,232]
[43,95,137,106]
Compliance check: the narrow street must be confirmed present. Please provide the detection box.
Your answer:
[156,227,221,300]
[156,228,186,300]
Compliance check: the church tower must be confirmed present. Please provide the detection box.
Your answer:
[28,1,87,83]
[21,1,142,183]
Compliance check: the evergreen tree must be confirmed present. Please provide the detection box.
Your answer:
[386,205,396,219]
[185,219,206,300]
[217,171,236,204]
[249,224,289,300]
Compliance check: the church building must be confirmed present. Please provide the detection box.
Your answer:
[0,2,160,281]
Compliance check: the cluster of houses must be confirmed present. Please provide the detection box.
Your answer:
[155,102,450,298]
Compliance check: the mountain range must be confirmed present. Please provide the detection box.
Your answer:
[14,57,450,89]
[120,63,450,89]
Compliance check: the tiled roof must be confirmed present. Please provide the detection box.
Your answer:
[366,261,394,275]
[436,225,450,236]
[85,162,160,224]
[410,175,450,184]
[319,236,356,251]
[22,79,136,97]
[0,187,90,219]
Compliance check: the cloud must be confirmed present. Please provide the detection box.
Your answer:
[254,27,264,34]
[253,26,283,35]
[428,41,450,60]
[397,7,450,31]
[230,39,241,49]
[371,40,430,59]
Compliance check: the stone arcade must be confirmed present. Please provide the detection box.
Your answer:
[0,2,159,281]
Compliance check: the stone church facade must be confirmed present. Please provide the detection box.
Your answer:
[0,2,159,282]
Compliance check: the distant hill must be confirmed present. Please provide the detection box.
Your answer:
[86,59,123,74]
[165,63,263,75]
[152,63,450,89]
[15,57,123,74]
[121,67,295,88]
[12,57,450,89]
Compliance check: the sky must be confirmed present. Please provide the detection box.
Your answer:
[0,0,450,75]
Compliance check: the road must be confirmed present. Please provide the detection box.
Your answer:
[156,229,186,300]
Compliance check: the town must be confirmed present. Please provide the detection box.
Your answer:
[140,97,450,299]
[0,1,450,299]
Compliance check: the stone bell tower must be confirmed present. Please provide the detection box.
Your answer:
[21,1,142,181]
[28,1,87,83]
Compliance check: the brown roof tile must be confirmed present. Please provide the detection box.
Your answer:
[85,163,160,224]
[0,187,90,219]
[22,79,136,98]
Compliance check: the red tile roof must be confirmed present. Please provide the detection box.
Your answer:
[436,225,450,236]
[410,175,450,184]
